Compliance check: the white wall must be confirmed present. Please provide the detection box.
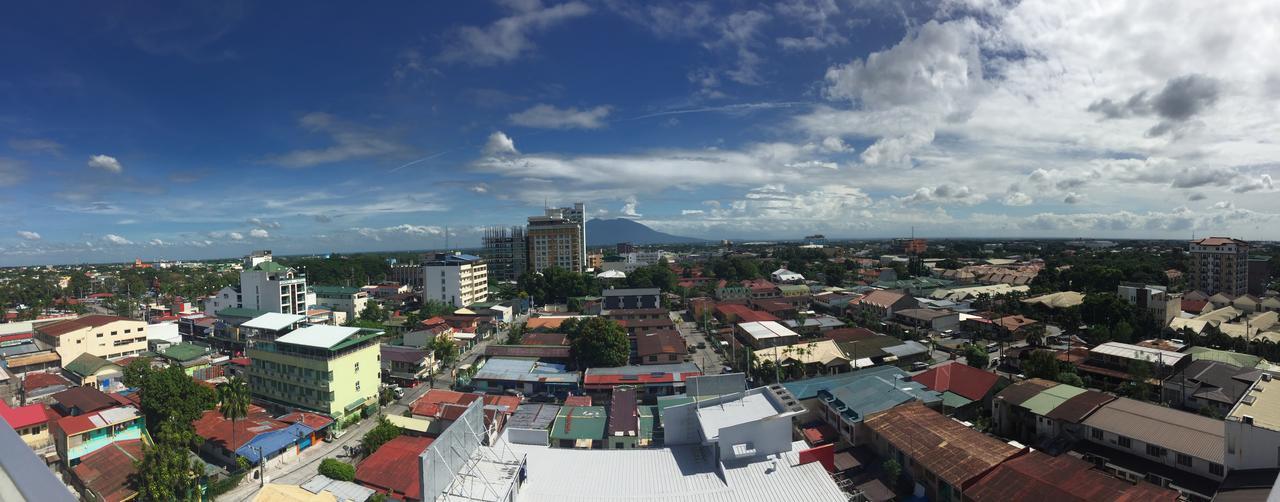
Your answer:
[1225,418,1280,470]
[1086,426,1223,480]
[146,322,181,345]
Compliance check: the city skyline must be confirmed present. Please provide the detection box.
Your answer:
[2,1,1279,265]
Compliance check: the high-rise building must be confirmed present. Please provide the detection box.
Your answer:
[246,324,382,422]
[423,252,489,308]
[526,205,585,273]
[238,251,308,314]
[481,226,527,281]
[1189,237,1249,296]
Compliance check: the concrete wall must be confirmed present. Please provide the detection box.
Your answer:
[1086,426,1223,480]
[1225,418,1280,470]
[717,414,792,461]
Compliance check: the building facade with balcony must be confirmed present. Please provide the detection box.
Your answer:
[423,253,489,308]
[246,324,382,423]
[1189,237,1249,296]
[239,251,308,315]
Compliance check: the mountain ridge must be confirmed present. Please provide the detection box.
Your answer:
[586,218,705,246]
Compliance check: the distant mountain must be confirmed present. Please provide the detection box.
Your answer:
[586,219,706,246]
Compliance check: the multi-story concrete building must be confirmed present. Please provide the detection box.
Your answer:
[1117,283,1182,325]
[481,226,528,282]
[1190,237,1249,296]
[390,262,424,288]
[246,324,382,423]
[423,253,489,308]
[34,315,148,364]
[53,405,144,467]
[238,250,308,314]
[310,286,369,319]
[526,204,585,273]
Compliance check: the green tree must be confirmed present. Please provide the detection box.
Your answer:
[505,322,527,345]
[361,417,402,454]
[420,300,455,317]
[1023,350,1060,380]
[319,458,356,481]
[565,317,630,368]
[1128,359,1153,401]
[361,301,389,323]
[126,361,216,435]
[964,345,989,369]
[1055,371,1084,387]
[216,377,250,464]
[134,420,204,502]
[431,335,460,369]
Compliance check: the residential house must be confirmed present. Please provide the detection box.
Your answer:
[310,286,369,319]
[468,357,580,396]
[62,354,124,391]
[965,450,1180,502]
[992,379,1115,445]
[786,367,941,447]
[0,400,54,449]
[606,386,647,449]
[409,389,520,442]
[911,361,1001,417]
[770,268,804,283]
[53,406,144,467]
[1117,283,1182,325]
[156,342,211,376]
[865,402,1020,502]
[754,340,852,377]
[582,363,701,397]
[636,331,686,365]
[49,387,119,417]
[381,345,435,385]
[550,405,606,449]
[714,303,778,324]
[849,290,918,320]
[1163,359,1267,416]
[1079,397,1226,498]
[357,435,434,501]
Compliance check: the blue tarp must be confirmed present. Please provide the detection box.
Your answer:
[236,423,314,464]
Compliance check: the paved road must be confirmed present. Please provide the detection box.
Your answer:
[218,320,517,501]
[671,311,726,374]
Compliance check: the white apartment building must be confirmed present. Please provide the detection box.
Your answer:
[203,285,241,314]
[238,250,308,315]
[1117,283,1182,325]
[423,253,489,308]
[310,286,369,318]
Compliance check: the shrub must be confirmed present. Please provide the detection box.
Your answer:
[319,458,355,481]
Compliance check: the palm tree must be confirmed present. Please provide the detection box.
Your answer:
[216,376,250,467]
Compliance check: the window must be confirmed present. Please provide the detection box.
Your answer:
[1091,428,1103,440]
[1176,453,1192,467]
[1146,444,1166,458]
[354,362,360,372]
[97,333,103,338]
[1210,463,1224,476]
[1118,436,1132,448]
[354,381,361,392]
[111,331,117,336]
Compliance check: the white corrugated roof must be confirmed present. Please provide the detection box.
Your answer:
[492,438,845,502]
[737,321,798,341]
[241,312,306,332]
[274,325,360,349]
[1091,342,1186,364]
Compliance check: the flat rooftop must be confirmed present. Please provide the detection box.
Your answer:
[494,436,845,502]
[695,391,784,442]
[274,324,362,349]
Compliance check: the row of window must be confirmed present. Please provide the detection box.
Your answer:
[1091,428,1223,475]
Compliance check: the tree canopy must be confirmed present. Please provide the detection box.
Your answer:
[124,361,216,435]
[361,417,402,455]
[563,317,630,368]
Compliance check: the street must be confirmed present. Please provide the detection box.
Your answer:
[671,311,726,375]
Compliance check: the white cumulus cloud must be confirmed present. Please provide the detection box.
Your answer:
[87,155,124,174]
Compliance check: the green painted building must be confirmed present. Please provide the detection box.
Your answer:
[158,342,211,376]
[246,324,383,425]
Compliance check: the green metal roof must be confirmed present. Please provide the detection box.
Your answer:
[941,391,975,409]
[311,286,364,296]
[1186,347,1264,369]
[159,342,208,363]
[1019,383,1087,416]
[329,329,383,352]
[550,406,606,441]
[216,307,273,319]
[639,405,657,441]
[64,353,121,377]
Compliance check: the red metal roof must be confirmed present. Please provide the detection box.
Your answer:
[519,332,569,346]
[582,370,702,388]
[279,411,335,431]
[636,331,685,357]
[71,439,144,502]
[801,423,838,446]
[966,450,1180,502]
[192,404,285,452]
[0,401,51,430]
[410,390,519,421]
[36,315,132,337]
[563,395,592,407]
[22,371,72,393]
[715,303,780,323]
[0,332,33,343]
[911,361,1000,402]
[356,435,435,501]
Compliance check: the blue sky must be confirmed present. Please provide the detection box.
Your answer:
[2,1,1279,265]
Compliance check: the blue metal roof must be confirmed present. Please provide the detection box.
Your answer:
[782,366,903,400]
[236,423,314,464]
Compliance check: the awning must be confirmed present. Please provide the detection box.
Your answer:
[833,451,861,472]
[941,391,974,409]
[852,358,875,369]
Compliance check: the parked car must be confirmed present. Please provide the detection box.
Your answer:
[910,361,929,371]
